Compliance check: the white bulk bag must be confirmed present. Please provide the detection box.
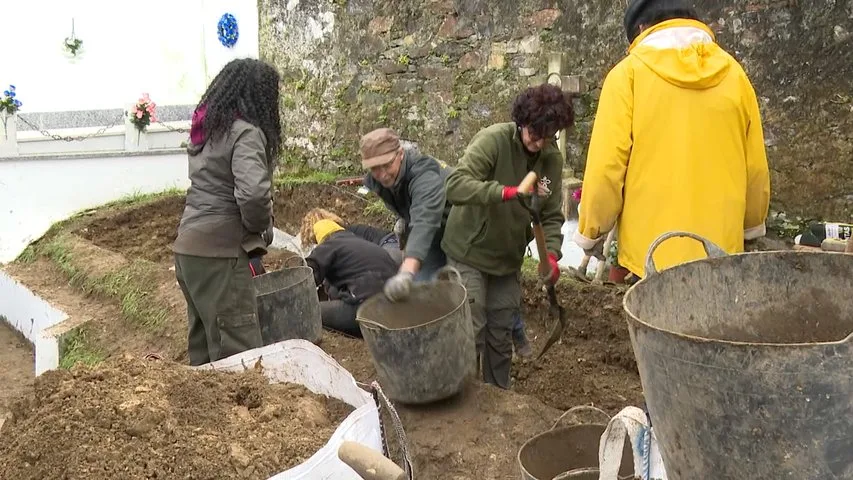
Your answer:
[197,339,385,480]
[598,406,668,480]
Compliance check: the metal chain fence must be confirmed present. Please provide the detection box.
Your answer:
[15,113,189,142]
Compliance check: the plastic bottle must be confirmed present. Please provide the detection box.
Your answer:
[795,222,853,247]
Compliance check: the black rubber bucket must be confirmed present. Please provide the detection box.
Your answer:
[623,231,853,480]
[355,267,476,405]
[253,256,322,345]
[517,406,634,480]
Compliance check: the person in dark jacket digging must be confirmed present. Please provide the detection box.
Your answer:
[306,219,398,337]
[361,128,452,301]
[172,58,280,366]
[442,83,574,388]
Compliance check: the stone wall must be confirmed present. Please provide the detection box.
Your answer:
[259,0,853,220]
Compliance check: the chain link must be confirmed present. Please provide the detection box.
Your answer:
[14,113,189,142]
[16,113,124,142]
[155,120,189,134]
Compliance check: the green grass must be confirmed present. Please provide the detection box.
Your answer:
[58,328,105,369]
[97,187,185,210]
[362,199,387,217]
[274,170,339,187]
[39,235,168,330]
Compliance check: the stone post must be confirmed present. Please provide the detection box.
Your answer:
[0,112,19,157]
[546,52,584,220]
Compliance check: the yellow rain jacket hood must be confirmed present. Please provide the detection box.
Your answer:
[575,19,770,277]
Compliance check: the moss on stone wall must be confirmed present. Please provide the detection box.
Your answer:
[260,0,853,220]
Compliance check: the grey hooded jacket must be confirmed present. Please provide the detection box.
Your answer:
[172,119,275,258]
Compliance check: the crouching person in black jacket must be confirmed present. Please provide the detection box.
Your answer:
[306,219,398,337]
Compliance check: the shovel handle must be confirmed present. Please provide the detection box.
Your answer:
[338,441,407,480]
[532,223,551,277]
[518,171,538,194]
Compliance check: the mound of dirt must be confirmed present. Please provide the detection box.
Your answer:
[512,280,644,412]
[273,183,394,233]
[0,356,352,480]
[78,184,392,266]
[78,195,185,264]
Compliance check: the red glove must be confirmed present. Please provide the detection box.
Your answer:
[501,186,519,202]
[547,253,560,285]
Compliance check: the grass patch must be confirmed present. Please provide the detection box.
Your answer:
[362,199,387,217]
[58,327,105,369]
[38,235,169,329]
[96,187,185,210]
[274,170,339,187]
[15,245,37,263]
[521,256,540,279]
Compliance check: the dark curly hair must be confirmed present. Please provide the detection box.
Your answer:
[510,84,575,139]
[196,58,282,159]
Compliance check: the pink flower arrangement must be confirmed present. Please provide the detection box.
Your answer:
[128,93,158,132]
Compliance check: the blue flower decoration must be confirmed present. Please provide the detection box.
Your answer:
[217,13,239,48]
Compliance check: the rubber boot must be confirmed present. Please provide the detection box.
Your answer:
[512,312,532,358]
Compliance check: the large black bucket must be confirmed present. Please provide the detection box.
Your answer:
[253,257,322,345]
[623,231,853,479]
[355,267,476,405]
[517,406,634,480]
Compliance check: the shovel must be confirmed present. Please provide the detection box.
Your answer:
[516,172,568,361]
[338,441,407,480]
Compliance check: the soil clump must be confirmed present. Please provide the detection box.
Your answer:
[0,356,352,480]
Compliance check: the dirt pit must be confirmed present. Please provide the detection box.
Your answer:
[512,279,644,412]
[13,182,647,479]
[0,321,34,425]
[70,183,643,414]
[77,183,391,264]
[0,356,352,480]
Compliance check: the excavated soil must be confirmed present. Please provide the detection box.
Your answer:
[78,195,186,264]
[513,279,644,412]
[67,183,645,413]
[0,322,34,427]
[8,182,647,479]
[77,184,392,263]
[0,356,352,480]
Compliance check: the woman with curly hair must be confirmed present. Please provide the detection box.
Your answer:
[172,58,282,366]
[442,83,575,388]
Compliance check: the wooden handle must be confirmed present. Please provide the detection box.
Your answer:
[338,441,407,480]
[518,171,538,194]
[532,224,551,277]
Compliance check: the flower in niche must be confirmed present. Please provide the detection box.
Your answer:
[1,85,22,115]
[217,13,239,48]
[128,93,158,132]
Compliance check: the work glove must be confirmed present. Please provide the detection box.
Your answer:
[248,256,266,277]
[541,253,560,286]
[384,271,414,302]
[261,223,275,247]
[393,218,407,237]
[501,180,551,202]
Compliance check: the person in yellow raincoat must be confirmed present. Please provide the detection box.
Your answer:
[574,0,771,279]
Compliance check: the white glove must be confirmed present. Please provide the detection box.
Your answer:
[383,271,414,302]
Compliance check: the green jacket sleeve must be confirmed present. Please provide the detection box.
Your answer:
[540,151,566,259]
[405,167,446,261]
[445,131,504,205]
